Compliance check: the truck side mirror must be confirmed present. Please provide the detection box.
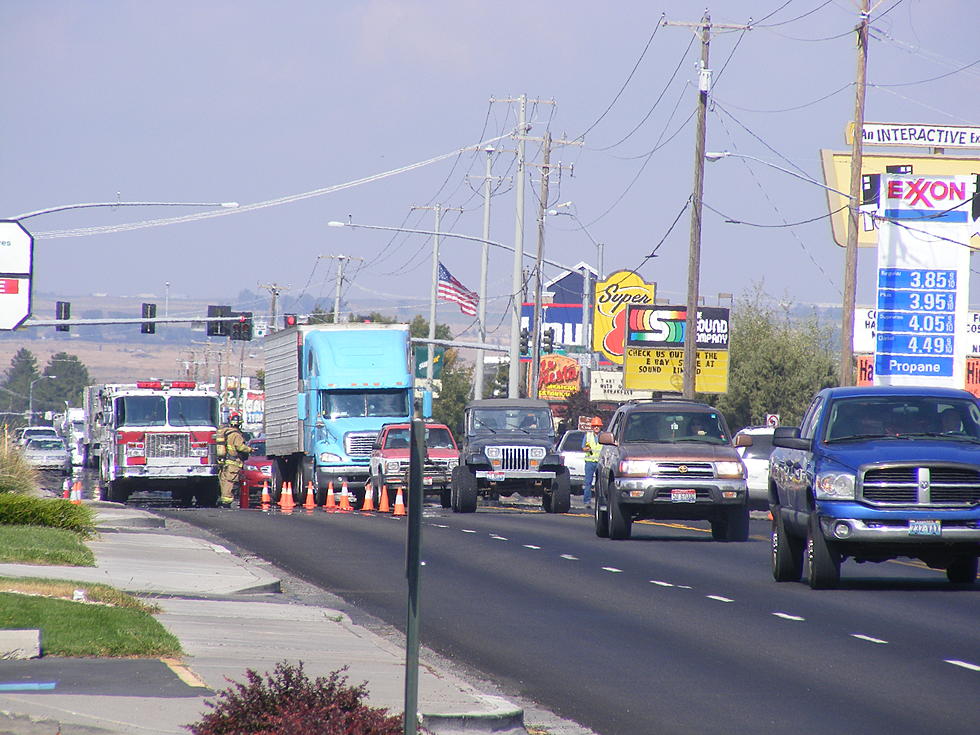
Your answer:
[598,431,616,446]
[733,434,753,448]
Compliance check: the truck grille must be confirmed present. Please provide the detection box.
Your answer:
[498,446,530,471]
[862,465,980,505]
[345,432,378,458]
[146,433,190,458]
[654,461,715,479]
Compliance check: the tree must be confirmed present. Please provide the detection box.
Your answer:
[712,285,838,431]
[40,353,91,410]
[0,348,40,420]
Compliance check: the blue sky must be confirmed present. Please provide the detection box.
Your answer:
[3,0,978,329]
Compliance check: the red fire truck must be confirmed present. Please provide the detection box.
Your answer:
[84,380,220,505]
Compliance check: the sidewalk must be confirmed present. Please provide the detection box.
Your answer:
[0,503,526,735]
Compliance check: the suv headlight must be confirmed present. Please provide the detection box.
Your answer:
[529,447,546,460]
[446,458,459,469]
[619,459,656,476]
[485,446,502,459]
[715,461,745,479]
[815,471,855,499]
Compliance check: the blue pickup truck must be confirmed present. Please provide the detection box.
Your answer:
[768,385,980,589]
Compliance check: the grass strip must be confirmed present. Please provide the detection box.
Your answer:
[0,580,180,657]
[0,525,95,566]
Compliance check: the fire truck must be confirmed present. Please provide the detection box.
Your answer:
[83,380,221,505]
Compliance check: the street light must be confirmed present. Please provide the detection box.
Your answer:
[28,375,56,425]
[547,202,604,279]
[704,151,851,197]
[328,220,584,399]
[10,201,240,221]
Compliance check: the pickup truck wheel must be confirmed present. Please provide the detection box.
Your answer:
[594,493,610,538]
[946,556,978,584]
[608,490,632,540]
[451,466,478,513]
[771,507,803,582]
[547,469,571,514]
[806,516,841,589]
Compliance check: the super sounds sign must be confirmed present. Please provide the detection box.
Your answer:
[591,271,656,365]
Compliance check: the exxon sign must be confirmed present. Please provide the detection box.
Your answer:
[883,175,974,223]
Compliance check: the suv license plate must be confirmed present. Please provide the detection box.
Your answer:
[909,520,941,536]
[486,471,505,481]
[671,489,697,503]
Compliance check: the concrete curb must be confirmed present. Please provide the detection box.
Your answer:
[422,695,526,734]
[0,629,41,660]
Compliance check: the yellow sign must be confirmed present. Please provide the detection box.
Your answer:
[820,149,980,250]
[623,347,729,394]
[592,271,656,365]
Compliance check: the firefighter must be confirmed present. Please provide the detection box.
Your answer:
[216,411,252,507]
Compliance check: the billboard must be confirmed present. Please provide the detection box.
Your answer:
[621,305,730,393]
[591,270,656,365]
[589,370,654,402]
[534,354,582,400]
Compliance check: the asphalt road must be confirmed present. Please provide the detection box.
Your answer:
[165,502,980,735]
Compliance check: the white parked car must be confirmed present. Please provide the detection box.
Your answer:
[557,430,586,491]
[734,426,775,507]
[16,426,61,445]
[23,438,71,474]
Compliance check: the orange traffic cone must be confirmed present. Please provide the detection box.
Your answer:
[62,479,71,499]
[304,481,316,510]
[70,481,82,505]
[392,487,406,517]
[279,482,295,510]
[361,480,375,512]
[338,481,352,512]
[325,481,336,511]
[378,483,391,513]
[260,481,271,507]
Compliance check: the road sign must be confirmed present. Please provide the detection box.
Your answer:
[0,221,34,330]
[766,414,780,428]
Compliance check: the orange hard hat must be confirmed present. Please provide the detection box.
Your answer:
[591,416,604,427]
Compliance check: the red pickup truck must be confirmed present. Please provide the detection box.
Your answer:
[368,422,459,508]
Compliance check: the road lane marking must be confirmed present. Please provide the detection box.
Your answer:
[560,554,579,560]
[638,520,711,533]
[490,534,508,540]
[650,580,674,587]
[772,612,805,621]
[523,544,541,549]
[706,595,733,603]
[850,634,888,644]
[602,567,622,573]
[162,658,210,688]
[461,529,476,533]
[945,659,980,672]
[431,523,449,528]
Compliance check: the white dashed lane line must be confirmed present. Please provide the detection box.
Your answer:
[850,634,888,644]
[461,529,477,533]
[602,567,623,573]
[523,544,541,549]
[490,534,508,541]
[772,612,806,622]
[560,554,579,560]
[650,580,674,587]
[706,595,734,603]
[945,659,980,672]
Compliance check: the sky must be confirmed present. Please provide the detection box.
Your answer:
[3,0,979,335]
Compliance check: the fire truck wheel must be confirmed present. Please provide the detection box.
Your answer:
[195,480,219,508]
[106,480,128,504]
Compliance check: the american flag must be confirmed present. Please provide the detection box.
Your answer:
[437,262,479,316]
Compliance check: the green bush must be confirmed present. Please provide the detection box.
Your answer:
[0,493,95,537]
[0,437,39,495]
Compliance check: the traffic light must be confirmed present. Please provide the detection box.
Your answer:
[542,327,555,354]
[230,311,253,341]
[207,305,231,336]
[283,313,298,328]
[55,301,70,332]
[141,303,157,334]
[519,327,530,355]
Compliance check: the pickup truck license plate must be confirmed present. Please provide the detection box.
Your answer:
[671,489,697,503]
[423,477,433,485]
[909,520,941,536]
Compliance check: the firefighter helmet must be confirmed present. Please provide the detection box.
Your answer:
[229,411,243,427]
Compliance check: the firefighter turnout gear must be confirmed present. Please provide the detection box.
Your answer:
[217,419,252,507]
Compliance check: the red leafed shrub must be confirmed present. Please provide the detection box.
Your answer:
[185,662,406,735]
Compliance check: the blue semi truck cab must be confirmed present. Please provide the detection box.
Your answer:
[264,323,413,507]
[768,385,980,589]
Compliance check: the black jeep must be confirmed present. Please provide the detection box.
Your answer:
[450,398,570,513]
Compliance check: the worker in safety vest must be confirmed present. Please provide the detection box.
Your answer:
[216,411,252,507]
[582,416,604,508]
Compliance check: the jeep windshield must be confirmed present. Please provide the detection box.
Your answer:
[824,395,980,443]
[622,411,729,445]
[470,407,552,435]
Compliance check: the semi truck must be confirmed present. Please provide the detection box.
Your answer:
[83,380,221,505]
[264,322,413,507]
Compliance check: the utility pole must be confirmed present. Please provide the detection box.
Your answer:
[258,282,289,333]
[506,94,529,398]
[320,255,363,323]
[664,13,751,398]
[530,131,553,398]
[840,0,870,386]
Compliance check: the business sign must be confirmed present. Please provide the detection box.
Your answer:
[0,221,33,330]
[413,345,445,379]
[535,354,582,400]
[850,122,980,150]
[521,302,586,348]
[589,369,654,402]
[858,354,980,400]
[621,305,730,393]
[592,271,656,365]
[854,307,980,355]
[820,149,980,249]
[874,175,972,387]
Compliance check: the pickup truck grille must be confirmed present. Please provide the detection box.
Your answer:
[344,432,378,458]
[146,433,190,458]
[654,461,715,479]
[863,466,980,505]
